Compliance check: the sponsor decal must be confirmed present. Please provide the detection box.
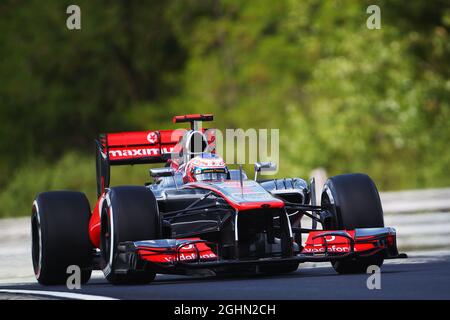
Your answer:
[141,251,217,263]
[303,233,352,253]
[147,131,158,144]
[171,243,217,261]
[168,252,217,262]
[137,238,218,264]
[162,146,174,154]
[312,236,336,245]
[197,168,227,174]
[109,148,160,159]
[302,245,350,253]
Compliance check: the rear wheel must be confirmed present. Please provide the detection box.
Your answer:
[321,173,384,274]
[100,186,159,285]
[32,191,93,285]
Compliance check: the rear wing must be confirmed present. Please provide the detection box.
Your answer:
[95,114,214,197]
[95,129,183,197]
[98,129,183,165]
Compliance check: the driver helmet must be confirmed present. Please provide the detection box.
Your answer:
[184,153,229,183]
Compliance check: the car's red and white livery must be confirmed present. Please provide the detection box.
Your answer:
[31,114,404,285]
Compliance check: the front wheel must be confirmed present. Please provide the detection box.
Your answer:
[321,173,384,274]
[100,186,159,285]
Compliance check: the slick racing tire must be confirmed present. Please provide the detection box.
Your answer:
[100,186,159,285]
[31,191,93,285]
[321,173,385,274]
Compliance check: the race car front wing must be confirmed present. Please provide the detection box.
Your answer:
[112,227,405,275]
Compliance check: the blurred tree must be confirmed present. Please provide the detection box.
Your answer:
[164,0,450,189]
[0,0,449,216]
[0,0,186,185]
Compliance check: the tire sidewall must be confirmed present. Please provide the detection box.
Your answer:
[32,192,92,285]
[31,201,44,279]
[322,173,384,229]
[100,192,116,279]
[99,186,159,284]
[321,174,385,274]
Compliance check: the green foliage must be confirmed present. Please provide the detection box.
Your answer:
[165,0,450,189]
[0,153,94,217]
[0,0,185,179]
[0,0,449,216]
[0,152,156,217]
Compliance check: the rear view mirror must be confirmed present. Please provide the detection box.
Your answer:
[150,167,179,189]
[149,167,175,178]
[254,162,277,181]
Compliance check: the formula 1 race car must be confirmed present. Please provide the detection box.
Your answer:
[31,114,403,285]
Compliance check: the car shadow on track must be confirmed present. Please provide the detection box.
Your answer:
[2,264,412,290]
[145,265,415,286]
[136,268,341,286]
[69,267,336,288]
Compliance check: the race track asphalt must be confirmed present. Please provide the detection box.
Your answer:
[1,253,449,300]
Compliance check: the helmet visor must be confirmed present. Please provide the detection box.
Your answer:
[194,167,228,181]
[195,172,228,181]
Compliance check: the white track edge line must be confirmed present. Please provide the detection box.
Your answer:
[0,289,118,300]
